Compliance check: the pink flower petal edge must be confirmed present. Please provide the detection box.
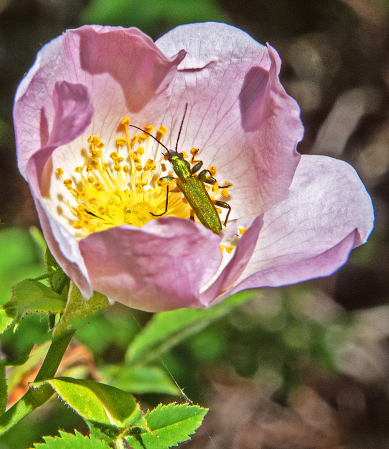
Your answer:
[14,23,374,312]
[211,155,374,305]
[79,217,223,312]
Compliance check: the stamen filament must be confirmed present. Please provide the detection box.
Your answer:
[56,119,196,234]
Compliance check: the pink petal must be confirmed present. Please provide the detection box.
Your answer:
[200,215,264,306]
[229,155,374,291]
[34,198,92,298]
[156,23,303,218]
[15,25,186,180]
[219,231,358,302]
[78,217,223,312]
[26,81,94,198]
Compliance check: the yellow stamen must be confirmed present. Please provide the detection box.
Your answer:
[116,137,127,146]
[209,166,217,176]
[190,147,199,164]
[220,245,234,254]
[55,116,232,240]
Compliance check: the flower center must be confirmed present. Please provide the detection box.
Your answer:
[55,116,232,238]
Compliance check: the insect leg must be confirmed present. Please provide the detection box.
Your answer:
[191,161,203,174]
[150,186,169,217]
[198,169,217,185]
[215,201,231,226]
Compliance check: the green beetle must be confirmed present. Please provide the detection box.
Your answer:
[129,105,231,235]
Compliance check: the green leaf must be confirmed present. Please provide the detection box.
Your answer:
[126,290,257,366]
[126,403,208,449]
[87,421,123,442]
[100,365,179,395]
[31,377,147,430]
[0,347,32,368]
[31,430,110,448]
[0,313,52,372]
[0,306,14,334]
[3,279,66,326]
[52,282,110,336]
[44,245,61,274]
[44,247,70,295]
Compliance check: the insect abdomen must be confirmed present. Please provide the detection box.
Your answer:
[177,176,222,235]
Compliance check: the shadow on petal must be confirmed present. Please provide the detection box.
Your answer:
[78,28,185,113]
[48,81,94,147]
[27,81,94,197]
[239,66,270,132]
[40,107,49,148]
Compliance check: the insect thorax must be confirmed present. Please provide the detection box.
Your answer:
[169,153,192,181]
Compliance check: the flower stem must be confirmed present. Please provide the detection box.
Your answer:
[0,329,75,436]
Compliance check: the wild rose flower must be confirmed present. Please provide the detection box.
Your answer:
[14,23,374,312]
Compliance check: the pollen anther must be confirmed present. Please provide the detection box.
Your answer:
[209,166,217,176]
[121,116,130,125]
[116,137,127,146]
[56,116,233,239]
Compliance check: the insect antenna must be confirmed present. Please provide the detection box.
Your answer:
[175,103,188,152]
[128,124,171,153]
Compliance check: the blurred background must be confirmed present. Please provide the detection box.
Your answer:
[1,0,389,448]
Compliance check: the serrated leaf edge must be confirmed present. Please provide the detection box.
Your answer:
[30,429,110,448]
